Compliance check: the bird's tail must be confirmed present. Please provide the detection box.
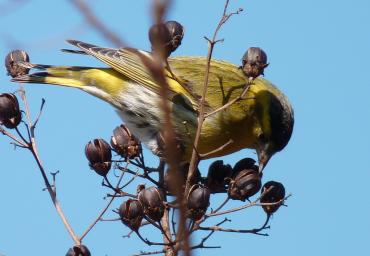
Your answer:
[11,62,94,89]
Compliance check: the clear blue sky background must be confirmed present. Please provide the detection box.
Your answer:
[0,0,369,255]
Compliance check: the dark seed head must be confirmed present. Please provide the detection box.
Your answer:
[206,160,232,193]
[138,186,164,222]
[119,199,144,231]
[149,23,172,55]
[111,124,141,160]
[228,158,261,201]
[65,245,91,256]
[85,138,112,176]
[165,20,184,53]
[0,93,22,129]
[149,21,184,57]
[241,47,269,79]
[5,50,30,78]
[187,184,210,221]
[260,181,286,215]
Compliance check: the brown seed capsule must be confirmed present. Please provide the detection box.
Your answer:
[119,199,144,231]
[149,23,172,55]
[5,50,30,78]
[241,47,269,79]
[228,158,261,201]
[260,181,286,215]
[206,160,232,193]
[65,245,91,256]
[165,20,184,53]
[0,93,22,129]
[138,186,165,222]
[111,124,141,159]
[187,184,210,221]
[85,139,112,176]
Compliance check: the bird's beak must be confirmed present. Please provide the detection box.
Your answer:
[257,149,272,174]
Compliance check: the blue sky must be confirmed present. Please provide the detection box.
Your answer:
[0,0,369,255]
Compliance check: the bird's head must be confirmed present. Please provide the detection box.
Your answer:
[254,84,294,173]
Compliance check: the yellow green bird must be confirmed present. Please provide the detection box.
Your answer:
[12,40,294,172]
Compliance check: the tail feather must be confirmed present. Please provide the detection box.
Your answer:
[11,65,90,89]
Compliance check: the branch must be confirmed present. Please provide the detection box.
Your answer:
[17,86,79,244]
[79,163,129,241]
[185,0,243,200]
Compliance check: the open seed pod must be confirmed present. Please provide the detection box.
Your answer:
[187,184,210,221]
[85,138,112,176]
[111,124,141,159]
[228,158,261,201]
[260,181,286,215]
[206,160,232,193]
[165,20,184,53]
[65,245,91,256]
[138,186,165,222]
[241,47,269,79]
[5,50,30,78]
[0,93,22,129]
[118,199,144,231]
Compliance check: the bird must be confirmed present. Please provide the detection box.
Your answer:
[11,40,294,172]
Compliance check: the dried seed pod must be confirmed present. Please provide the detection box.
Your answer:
[149,23,172,55]
[5,50,30,78]
[241,47,269,79]
[165,20,184,53]
[228,158,261,201]
[187,184,210,221]
[260,181,286,215]
[65,245,91,256]
[85,138,112,176]
[0,93,22,129]
[206,160,232,193]
[119,199,144,231]
[164,163,201,194]
[138,186,165,222]
[111,124,141,159]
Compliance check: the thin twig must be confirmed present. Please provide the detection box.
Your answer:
[132,250,166,256]
[18,86,79,244]
[79,162,129,241]
[191,218,230,250]
[207,194,292,218]
[185,0,243,200]
[204,84,252,118]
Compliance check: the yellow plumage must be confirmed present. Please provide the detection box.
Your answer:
[12,40,294,170]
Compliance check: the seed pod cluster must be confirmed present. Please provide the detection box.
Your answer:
[0,93,22,129]
[242,47,269,79]
[138,186,165,222]
[149,20,184,57]
[65,245,91,256]
[260,181,286,215]
[85,138,112,176]
[111,124,141,159]
[227,158,262,201]
[206,160,232,193]
[5,50,30,78]
[119,199,144,231]
[187,184,210,221]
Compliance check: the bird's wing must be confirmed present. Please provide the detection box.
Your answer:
[66,40,198,109]
[167,57,248,109]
